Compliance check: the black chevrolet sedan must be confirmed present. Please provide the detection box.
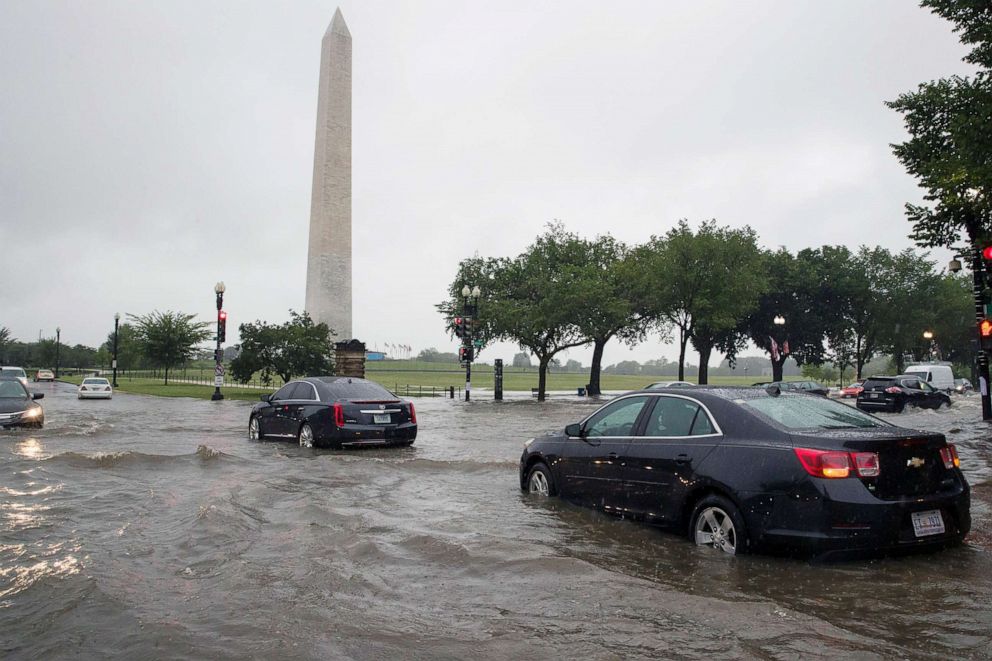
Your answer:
[249,377,416,448]
[0,377,45,429]
[857,375,952,413]
[519,386,969,559]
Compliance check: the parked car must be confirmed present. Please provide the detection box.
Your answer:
[78,377,113,399]
[840,382,864,398]
[249,377,417,448]
[519,386,969,558]
[0,376,45,429]
[856,375,952,413]
[954,378,973,394]
[757,380,830,396]
[34,370,55,382]
[1,367,29,388]
[904,364,955,392]
[645,381,694,389]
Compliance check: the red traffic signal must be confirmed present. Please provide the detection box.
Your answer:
[981,318,992,338]
[219,310,228,321]
[982,245,992,261]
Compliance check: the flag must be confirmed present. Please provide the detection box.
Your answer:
[769,336,779,362]
[782,340,790,356]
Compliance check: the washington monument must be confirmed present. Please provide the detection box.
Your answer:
[305,7,352,339]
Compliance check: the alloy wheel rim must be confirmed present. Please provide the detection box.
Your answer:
[694,507,737,555]
[249,418,259,440]
[529,471,549,496]
[299,425,313,448]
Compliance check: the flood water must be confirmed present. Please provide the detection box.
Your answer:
[2,382,991,659]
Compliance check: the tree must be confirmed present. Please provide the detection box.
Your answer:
[0,327,11,363]
[634,220,765,383]
[746,248,830,382]
[231,310,334,384]
[887,1,992,251]
[512,353,532,368]
[129,311,211,384]
[101,323,144,370]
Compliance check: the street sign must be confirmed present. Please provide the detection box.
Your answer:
[111,359,117,369]
[214,375,223,386]
[215,364,225,377]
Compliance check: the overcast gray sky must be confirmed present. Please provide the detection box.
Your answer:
[0,1,975,367]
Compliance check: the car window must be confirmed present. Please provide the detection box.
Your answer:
[2,368,26,378]
[82,378,108,385]
[743,395,890,429]
[901,379,921,390]
[862,378,894,390]
[920,382,937,393]
[643,397,711,437]
[585,396,649,437]
[273,383,296,401]
[290,382,318,400]
[323,380,396,400]
[0,381,27,398]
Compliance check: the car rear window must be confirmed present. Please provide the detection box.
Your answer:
[2,368,26,378]
[861,378,894,390]
[323,380,396,401]
[742,395,889,430]
[83,378,108,385]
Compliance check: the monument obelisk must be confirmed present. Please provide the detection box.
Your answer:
[305,7,352,339]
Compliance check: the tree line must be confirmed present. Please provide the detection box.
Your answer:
[441,221,973,401]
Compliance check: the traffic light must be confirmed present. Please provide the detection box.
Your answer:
[459,346,474,363]
[453,317,464,338]
[980,318,992,350]
[982,245,992,261]
[218,310,228,343]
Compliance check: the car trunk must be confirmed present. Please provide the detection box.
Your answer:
[793,429,955,500]
[341,399,413,426]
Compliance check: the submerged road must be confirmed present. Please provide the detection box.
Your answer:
[2,382,990,659]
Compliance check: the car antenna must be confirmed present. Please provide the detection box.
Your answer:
[765,384,781,397]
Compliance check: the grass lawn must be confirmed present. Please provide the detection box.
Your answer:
[58,368,795,401]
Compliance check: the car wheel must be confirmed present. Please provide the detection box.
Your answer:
[690,494,747,556]
[526,462,557,497]
[248,416,265,440]
[298,423,314,448]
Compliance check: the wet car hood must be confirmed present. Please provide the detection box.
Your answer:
[0,398,35,413]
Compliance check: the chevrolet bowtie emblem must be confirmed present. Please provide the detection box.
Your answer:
[907,457,925,468]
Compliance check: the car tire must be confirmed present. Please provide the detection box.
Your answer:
[249,416,265,441]
[526,462,557,497]
[298,422,314,448]
[689,494,747,556]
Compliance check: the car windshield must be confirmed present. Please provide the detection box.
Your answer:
[83,379,108,385]
[743,395,889,430]
[0,381,28,398]
[2,368,26,378]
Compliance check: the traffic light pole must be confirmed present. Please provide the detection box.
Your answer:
[972,248,992,420]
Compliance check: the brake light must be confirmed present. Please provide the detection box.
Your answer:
[408,402,416,424]
[794,448,881,479]
[333,402,345,427]
[940,444,960,469]
[884,386,901,394]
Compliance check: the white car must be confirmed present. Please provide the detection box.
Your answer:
[35,370,55,382]
[1,366,29,387]
[78,377,113,399]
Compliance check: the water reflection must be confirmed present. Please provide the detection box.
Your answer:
[14,437,46,460]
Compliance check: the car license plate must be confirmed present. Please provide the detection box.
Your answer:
[911,510,945,537]
[870,393,879,399]
[373,413,391,424]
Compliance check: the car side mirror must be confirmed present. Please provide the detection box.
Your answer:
[260,394,272,402]
[32,393,44,400]
[565,423,584,437]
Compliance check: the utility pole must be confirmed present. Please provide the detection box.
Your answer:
[112,313,120,388]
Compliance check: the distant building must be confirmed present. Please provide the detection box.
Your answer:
[366,351,386,361]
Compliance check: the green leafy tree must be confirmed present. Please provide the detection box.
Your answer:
[0,327,11,363]
[129,311,212,384]
[888,1,992,250]
[101,323,144,370]
[512,352,532,368]
[231,310,334,384]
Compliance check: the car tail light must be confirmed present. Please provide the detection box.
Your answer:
[851,452,880,477]
[884,386,901,394]
[794,448,881,479]
[333,403,345,427]
[940,444,960,469]
[408,402,416,424]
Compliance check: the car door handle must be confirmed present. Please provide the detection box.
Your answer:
[675,453,690,465]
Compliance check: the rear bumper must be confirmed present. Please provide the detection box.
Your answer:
[314,421,417,448]
[78,391,112,399]
[743,479,971,559]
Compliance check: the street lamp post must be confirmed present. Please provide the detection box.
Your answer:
[772,315,786,381]
[461,285,481,402]
[55,326,61,378]
[922,330,934,362]
[212,282,226,401]
[112,313,120,387]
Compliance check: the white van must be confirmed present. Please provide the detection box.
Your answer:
[904,364,955,392]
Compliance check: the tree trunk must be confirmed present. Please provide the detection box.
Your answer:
[772,357,784,382]
[587,337,607,396]
[855,335,865,379]
[164,365,170,385]
[696,343,712,385]
[677,328,688,381]
[537,356,549,402]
